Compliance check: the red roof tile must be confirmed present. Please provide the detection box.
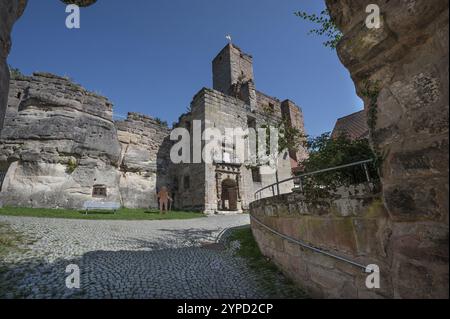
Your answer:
[332,110,369,140]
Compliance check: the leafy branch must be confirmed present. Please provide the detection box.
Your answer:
[297,133,380,199]
[8,65,23,78]
[154,117,169,127]
[295,9,342,49]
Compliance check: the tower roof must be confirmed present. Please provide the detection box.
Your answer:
[332,110,369,140]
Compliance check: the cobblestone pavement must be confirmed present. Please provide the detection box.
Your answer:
[0,215,302,299]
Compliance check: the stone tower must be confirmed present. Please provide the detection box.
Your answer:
[212,44,254,94]
[169,44,308,214]
[212,44,257,111]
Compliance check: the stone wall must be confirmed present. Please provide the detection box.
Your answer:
[168,91,207,212]
[250,185,393,299]
[202,88,294,214]
[212,44,254,96]
[0,0,27,131]
[169,43,307,214]
[326,0,449,298]
[281,99,308,169]
[169,87,296,215]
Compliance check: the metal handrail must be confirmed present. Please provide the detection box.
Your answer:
[254,159,374,200]
[250,214,368,271]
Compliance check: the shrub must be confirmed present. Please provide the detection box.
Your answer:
[297,133,379,197]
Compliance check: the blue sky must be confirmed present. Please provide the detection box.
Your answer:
[9,0,362,137]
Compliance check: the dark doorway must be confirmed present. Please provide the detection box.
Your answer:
[0,162,11,192]
[221,179,238,211]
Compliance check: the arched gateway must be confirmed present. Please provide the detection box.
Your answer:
[221,179,238,211]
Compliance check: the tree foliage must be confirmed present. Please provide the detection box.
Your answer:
[261,105,305,156]
[154,117,169,127]
[295,9,342,49]
[297,133,379,196]
[8,65,23,78]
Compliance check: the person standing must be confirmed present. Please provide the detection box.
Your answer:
[157,186,172,214]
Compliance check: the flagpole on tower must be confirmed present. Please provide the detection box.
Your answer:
[226,35,233,47]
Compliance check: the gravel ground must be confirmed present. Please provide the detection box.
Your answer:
[0,214,303,299]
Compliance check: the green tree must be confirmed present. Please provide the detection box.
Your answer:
[8,65,23,78]
[154,118,168,127]
[297,133,379,197]
[255,106,306,194]
[295,9,342,49]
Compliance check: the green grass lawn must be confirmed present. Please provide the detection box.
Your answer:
[0,207,205,221]
[228,227,309,299]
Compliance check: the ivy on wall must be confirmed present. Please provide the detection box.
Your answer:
[361,79,381,136]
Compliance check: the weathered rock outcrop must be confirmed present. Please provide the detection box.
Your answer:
[116,113,171,208]
[0,73,122,208]
[1,1,98,132]
[326,0,449,298]
[0,0,27,131]
[60,0,97,7]
[0,73,171,209]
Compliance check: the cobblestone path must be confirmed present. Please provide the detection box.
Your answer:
[0,215,303,299]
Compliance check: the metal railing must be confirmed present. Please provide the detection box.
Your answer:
[254,159,374,200]
[251,159,377,271]
[250,214,368,271]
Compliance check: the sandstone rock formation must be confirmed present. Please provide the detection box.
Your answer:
[1,1,98,133]
[0,73,171,209]
[0,0,27,131]
[116,113,171,208]
[0,73,122,208]
[326,0,449,299]
[60,0,97,7]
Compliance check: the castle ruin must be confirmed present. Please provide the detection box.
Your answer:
[0,44,307,214]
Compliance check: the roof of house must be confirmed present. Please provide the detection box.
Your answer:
[331,110,369,140]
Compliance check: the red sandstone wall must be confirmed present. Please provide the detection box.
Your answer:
[326,0,449,298]
[250,185,392,298]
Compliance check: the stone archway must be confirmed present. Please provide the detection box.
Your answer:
[221,179,238,211]
[215,163,242,212]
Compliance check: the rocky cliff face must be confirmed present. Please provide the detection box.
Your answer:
[326,0,449,298]
[0,73,171,209]
[1,0,98,131]
[116,113,171,208]
[0,0,27,131]
[0,73,122,208]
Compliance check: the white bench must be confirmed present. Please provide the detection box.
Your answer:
[83,201,121,215]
